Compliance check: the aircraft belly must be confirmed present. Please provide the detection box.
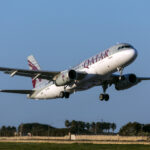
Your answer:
[32,84,64,99]
[75,82,99,91]
[73,78,102,91]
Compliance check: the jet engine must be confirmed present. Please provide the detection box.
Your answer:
[115,74,138,90]
[55,70,85,86]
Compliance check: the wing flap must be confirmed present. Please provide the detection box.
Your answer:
[0,90,34,94]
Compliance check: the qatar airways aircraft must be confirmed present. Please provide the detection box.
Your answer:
[0,43,150,101]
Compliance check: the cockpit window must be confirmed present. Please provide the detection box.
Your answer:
[118,45,133,50]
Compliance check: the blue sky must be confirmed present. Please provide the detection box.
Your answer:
[0,0,150,130]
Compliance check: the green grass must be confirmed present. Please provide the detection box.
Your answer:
[0,143,150,150]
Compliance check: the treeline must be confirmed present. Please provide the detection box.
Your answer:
[18,123,68,136]
[0,121,116,137]
[119,122,150,136]
[18,121,117,136]
[1,121,150,137]
[65,120,116,134]
[0,126,16,136]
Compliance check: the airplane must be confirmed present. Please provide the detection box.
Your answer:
[0,43,150,101]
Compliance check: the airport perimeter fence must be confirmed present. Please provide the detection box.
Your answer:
[0,135,149,142]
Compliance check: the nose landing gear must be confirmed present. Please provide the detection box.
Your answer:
[117,67,124,80]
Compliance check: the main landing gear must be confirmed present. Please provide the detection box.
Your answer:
[60,85,70,99]
[99,67,124,101]
[99,83,109,101]
[60,91,70,99]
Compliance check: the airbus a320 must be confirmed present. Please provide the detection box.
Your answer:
[0,43,149,101]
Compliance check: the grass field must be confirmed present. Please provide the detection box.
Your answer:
[0,143,150,150]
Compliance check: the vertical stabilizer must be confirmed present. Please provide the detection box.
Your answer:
[27,55,48,88]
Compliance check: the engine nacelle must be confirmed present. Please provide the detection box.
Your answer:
[115,74,138,90]
[55,70,77,86]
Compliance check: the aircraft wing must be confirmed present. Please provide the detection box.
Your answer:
[138,77,150,81]
[0,67,60,81]
[0,89,34,94]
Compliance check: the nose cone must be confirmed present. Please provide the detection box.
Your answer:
[122,48,138,66]
[129,48,138,61]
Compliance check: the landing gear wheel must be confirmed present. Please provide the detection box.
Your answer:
[99,94,104,101]
[60,92,65,98]
[99,94,109,101]
[105,94,109,101]
[64,92,70,99]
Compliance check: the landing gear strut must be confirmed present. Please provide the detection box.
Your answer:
[117,67,124,80]
[99,83,110,101]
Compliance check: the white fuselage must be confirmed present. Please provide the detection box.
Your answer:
[29,47,137,100]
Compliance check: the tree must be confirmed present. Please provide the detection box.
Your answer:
[143,124,150,133]
[86,123,90,131]
[0,126,16,137]
[18,123,54,136]
[65,120,70,128]
[91,122,96,134]
[111,123,116,133]
[0,126,6,136]
[70,120,78,134]
[105,122,111,133]
[95,122,102,134]
[119,122,142,136]
[77,121,86,134]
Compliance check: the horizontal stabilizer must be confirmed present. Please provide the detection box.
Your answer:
[0,90,34,94]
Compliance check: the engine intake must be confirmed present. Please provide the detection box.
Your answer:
[68,70,76,80]
[115,74,138,90]
[55,70,79,86]
[128,74,137,83]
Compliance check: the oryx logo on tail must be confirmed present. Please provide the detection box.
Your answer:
[27,55,45,88]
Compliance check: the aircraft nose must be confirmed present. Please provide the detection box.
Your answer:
[130,48,138,60]
[126,48,138,62]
